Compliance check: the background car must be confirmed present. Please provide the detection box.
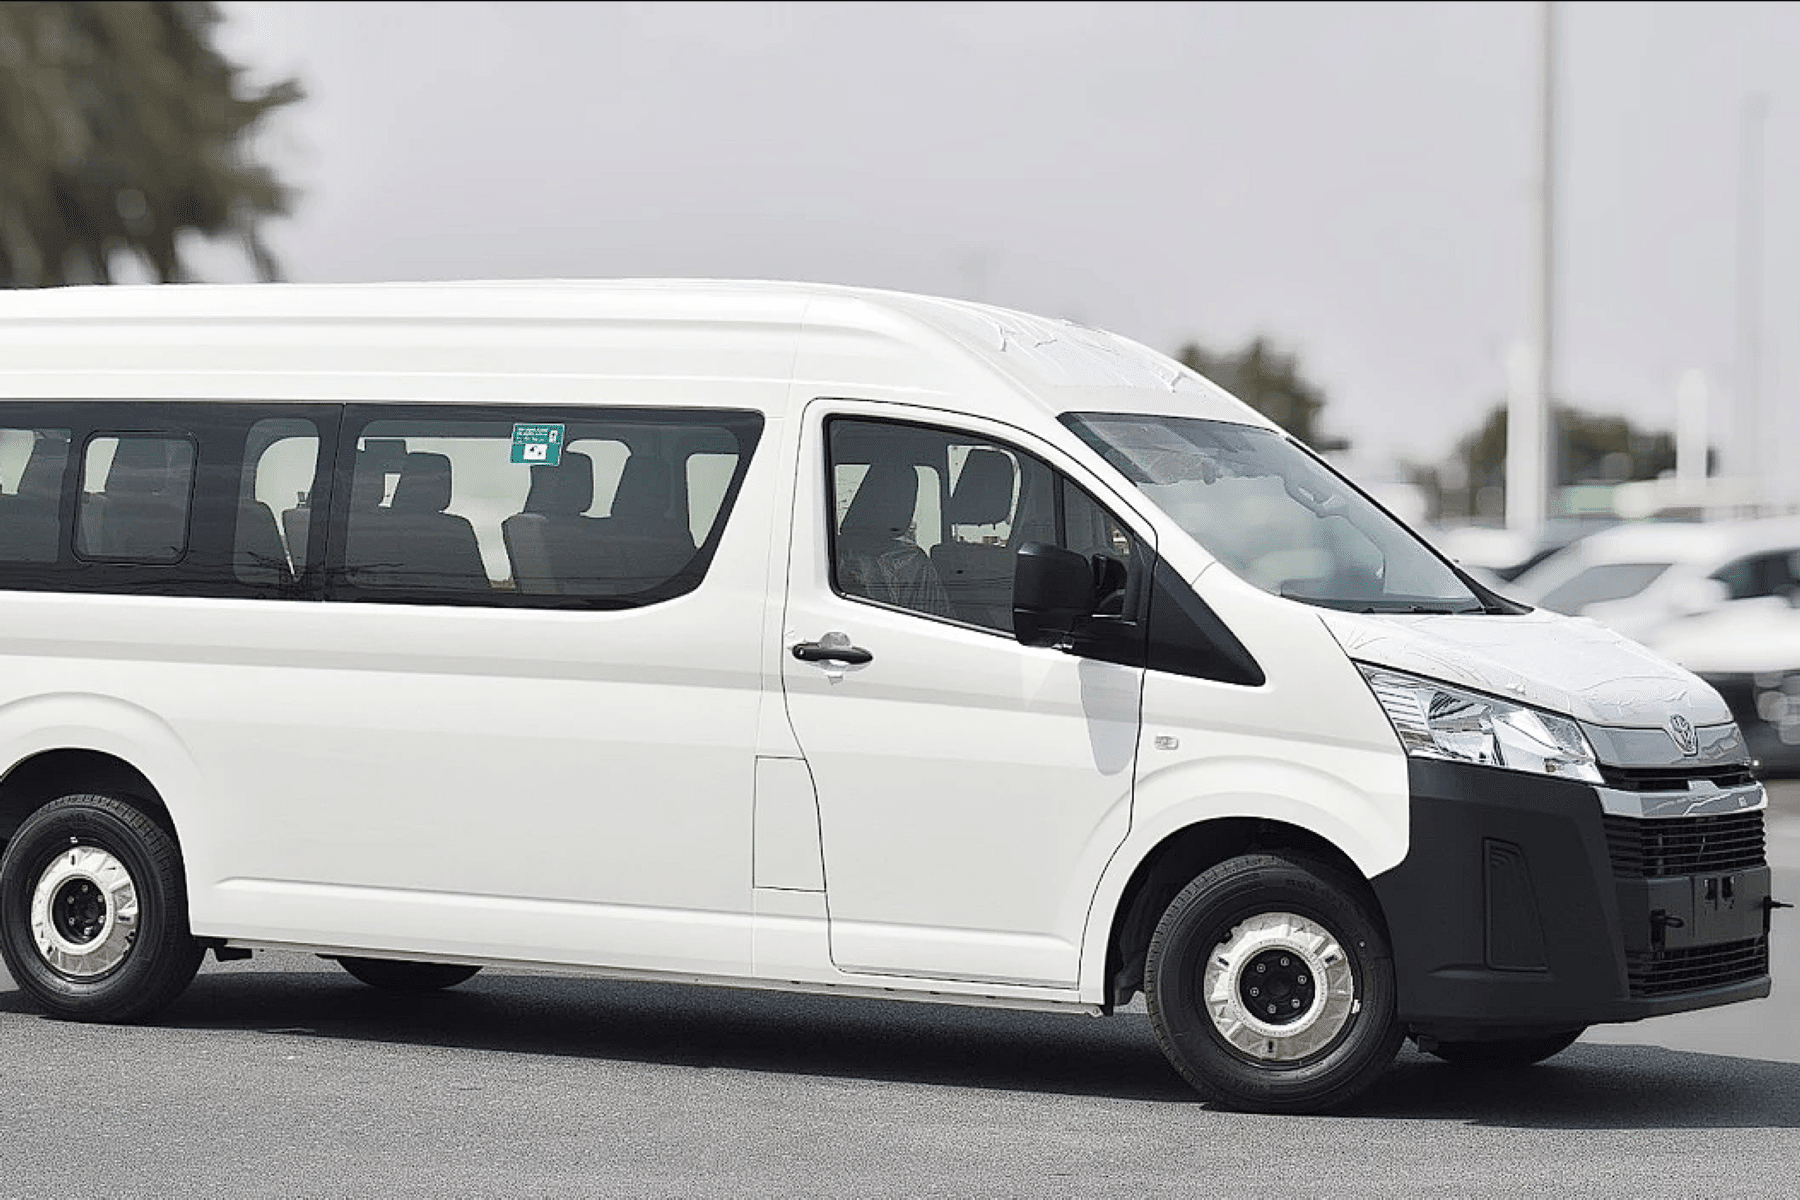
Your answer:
[1506,516,1800,644]
[1648,599,1800,777]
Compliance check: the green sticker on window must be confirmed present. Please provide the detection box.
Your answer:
[510,423,564,466]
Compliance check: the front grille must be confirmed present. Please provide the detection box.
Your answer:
[1599,763,1757,792]
[1626,937,1769,998]
[1603,810,1765,879]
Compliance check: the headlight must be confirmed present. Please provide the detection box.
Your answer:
[1358,666,1603,784]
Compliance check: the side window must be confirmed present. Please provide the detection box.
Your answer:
[829,418,1039,628]
[826,417,1147,641]
[76,435,195,563]
[1712,552,1791,602]
[0,426,71,563]
[332,407,761,607]
[240,418,322,587]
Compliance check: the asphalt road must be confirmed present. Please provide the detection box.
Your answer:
[2,790,1797,1198]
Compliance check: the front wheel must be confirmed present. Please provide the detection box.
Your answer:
[0,794,204,1022]
[335,956,482,992]
[1144,853,1403,1114]
[1425,1029,1584,1068]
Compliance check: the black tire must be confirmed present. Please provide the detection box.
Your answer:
[1425,1028,1584,1068]
[335,956,481,992]
[0,793,204,1022]
[1144,853,1403,1114]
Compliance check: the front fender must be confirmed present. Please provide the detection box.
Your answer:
[1076,748,1409,1004]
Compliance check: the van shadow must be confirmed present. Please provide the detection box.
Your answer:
[3,958,1797,1129]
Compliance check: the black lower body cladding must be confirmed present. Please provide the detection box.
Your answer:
[1372,760,1773,1041]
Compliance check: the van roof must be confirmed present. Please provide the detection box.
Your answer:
[0,279,1271,429]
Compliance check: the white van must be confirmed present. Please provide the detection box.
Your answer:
[0,282,1777,1113]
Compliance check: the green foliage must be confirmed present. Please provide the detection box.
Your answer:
[1175,336,1348,453]
[0,1,301,286]
[1406,403,1681,523]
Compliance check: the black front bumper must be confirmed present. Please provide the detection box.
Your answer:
[1371,760,1774,1040]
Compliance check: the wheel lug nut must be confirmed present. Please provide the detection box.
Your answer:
[1280,956,1290,967]
[1255,964,1266,973]
[1291,1000,1302,1009]
[1297,975,1307,984]
[1267,1005,1277,1015]
[1249,987,1259,997]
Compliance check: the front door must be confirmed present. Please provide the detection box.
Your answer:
[779,404,1148,988]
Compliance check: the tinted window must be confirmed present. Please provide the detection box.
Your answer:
[0,401,335,598]
[330,407,762,607]
[76,436,195,563]
[1710,550,1800,601]
[1538,562,1670,613]
[0,427,71,563]
[240,419,322,587]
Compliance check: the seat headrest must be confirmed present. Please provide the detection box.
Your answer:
[611,455,672,520]
[947,448,1016,525]
[524,451,595,517]
[840,461,918,538]
[391,452,454,513]
[104,438,190,497]
[350,451,388,510]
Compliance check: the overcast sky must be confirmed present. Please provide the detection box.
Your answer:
[191,1,1800,480]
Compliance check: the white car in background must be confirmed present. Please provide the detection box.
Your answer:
[1508,516,1800,644]
[1651,600,1800,777]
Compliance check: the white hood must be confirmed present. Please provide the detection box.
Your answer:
[1318,607,1732,729]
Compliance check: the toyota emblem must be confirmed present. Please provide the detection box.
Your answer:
[1667,714,1699,757]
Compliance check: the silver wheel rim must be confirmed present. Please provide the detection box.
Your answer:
[1202,911,1357,1062]
[29,845,140,978]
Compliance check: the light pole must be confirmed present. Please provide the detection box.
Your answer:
[1735,93,1768,514]
[1508,0,1554,541]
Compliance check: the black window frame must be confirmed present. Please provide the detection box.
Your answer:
[0,400,339,600]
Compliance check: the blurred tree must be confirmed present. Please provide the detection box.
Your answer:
[1405,403,1685,523]
[1175,336,1349,453]
[0,1,301,286]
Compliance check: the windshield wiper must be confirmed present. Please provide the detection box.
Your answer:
[1278,590,1484,616]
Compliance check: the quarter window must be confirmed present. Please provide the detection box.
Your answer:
[76,435,195,563]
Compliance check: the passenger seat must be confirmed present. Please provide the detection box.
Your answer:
[346,451,489,591]
[502,451,625,595]
[930,448,1018,629]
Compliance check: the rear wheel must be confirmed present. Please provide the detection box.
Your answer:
[0,794,203,1022]
[1144,853,1403,1114]
[335,956,481,992]
[1425,1029,1584,1067]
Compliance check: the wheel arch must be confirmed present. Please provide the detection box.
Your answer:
[0,694,204,856]
[0,748,172,843]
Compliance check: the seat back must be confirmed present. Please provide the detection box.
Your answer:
[601,455,697,592]
[931,447,1018,629]
[836,460,953,618]
[502,451,628,595]
[347,451,489,592]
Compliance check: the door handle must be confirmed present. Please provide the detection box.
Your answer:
[791,638,873,666]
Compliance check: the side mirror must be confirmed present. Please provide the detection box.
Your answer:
[1013,542,1096,647]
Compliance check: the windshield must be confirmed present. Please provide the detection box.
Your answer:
[1064,413,1486,614]
[1536,562,1671,613]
